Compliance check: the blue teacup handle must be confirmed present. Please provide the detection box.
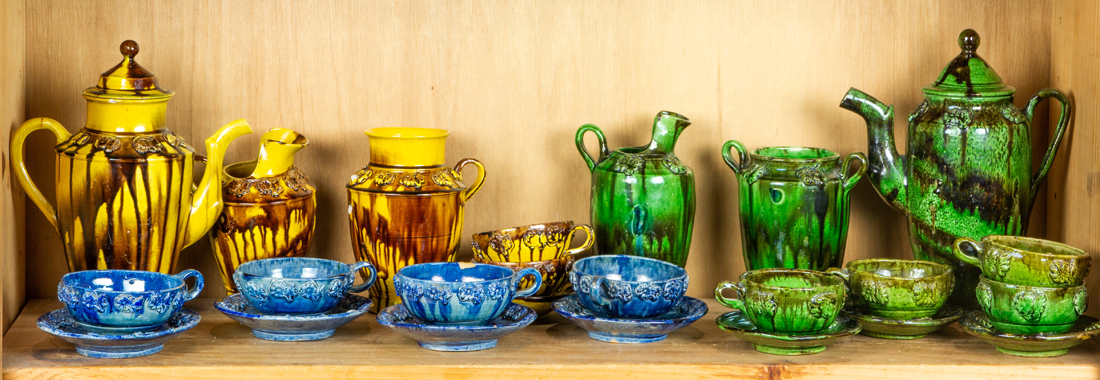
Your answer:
[588,275,613,310]
[172,269,204,302]
[714,281,746,311]
[347,261,378,293]
[513,268,543,298]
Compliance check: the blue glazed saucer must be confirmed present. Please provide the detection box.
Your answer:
[552,295,707,343]
[376,303,535,352]
[37,308,199,359]
[215,293,372,341]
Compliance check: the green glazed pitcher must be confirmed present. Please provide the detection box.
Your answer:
[575,111,695,267]
[839,29,1072,308]
[722,143,866,271]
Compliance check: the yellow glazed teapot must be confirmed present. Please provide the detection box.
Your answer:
[10,40,253,273]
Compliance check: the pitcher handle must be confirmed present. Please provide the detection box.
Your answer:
[953,237,984,267]
[575,124,609,172]
[714,281,746,310]
[347,261,378,293]
[172,269,205,302]
[513,268,543,298]
[1023,88,1072,201]
[455,158,486,202]
[563,224,595,257]
[840,152,868,193]
[11,118,71,231]
[721,140,750,175]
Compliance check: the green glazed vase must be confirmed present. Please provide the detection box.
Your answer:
[722,143,866,271]
[575,111,695,267]
[839,29,1073,309]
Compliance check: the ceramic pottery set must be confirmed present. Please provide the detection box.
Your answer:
[19,30,1095,359]
[953,236,1098,357]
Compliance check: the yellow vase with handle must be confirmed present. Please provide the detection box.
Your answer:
[9,40,252,273]
[347,128,486,312]
[210,128,316,293]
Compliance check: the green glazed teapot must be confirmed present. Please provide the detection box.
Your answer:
[839,29,1073,308]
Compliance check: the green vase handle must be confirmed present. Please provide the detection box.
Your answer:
[840,152,868,193]
[575,124,609,172]
[721,140,751,175]
[953,237,984,267]
[1023,88,1072,202]
[714,281,746,310]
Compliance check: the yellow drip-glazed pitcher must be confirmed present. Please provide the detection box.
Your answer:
[9,40,253,273]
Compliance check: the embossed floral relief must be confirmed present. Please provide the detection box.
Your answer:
[1012,289,1047,323]
[809,292,838,319]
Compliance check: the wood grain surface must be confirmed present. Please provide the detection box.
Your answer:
[14,0,1060,306]
[1047,0,1100,319]
[5,298,1100,380]
[2,0,26,340]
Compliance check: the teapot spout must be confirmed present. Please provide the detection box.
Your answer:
[185,119,253,247]
[839,88,908,213]
[645,110,691,155]
[250,128,309,178]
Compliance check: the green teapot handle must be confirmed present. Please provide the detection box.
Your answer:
[721,140,751,175]
[575,124,609,172]
[840,152,868,193]
[1023,88,1072,202]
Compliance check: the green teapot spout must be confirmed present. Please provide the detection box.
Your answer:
[644,111,691,155]
[840,88,908,214]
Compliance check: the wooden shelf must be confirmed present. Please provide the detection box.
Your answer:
[4,298,1100,379]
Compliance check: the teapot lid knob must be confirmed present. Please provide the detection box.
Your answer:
[959,29,979,53]
[120,40,139,58]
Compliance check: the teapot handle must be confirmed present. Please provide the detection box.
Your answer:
[575,124,609,172]
[11,118,71,232]
[456,158,486,202]
[1023,88,1072,202]
[721,140,751,175]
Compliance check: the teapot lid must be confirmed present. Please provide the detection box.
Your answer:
[83,40,174,100]
[922,29,1015,98]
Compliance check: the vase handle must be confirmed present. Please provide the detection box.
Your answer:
[455,158,486,202]
[575,124,609,172]
[840,152,868,193]
[1023,88,1072,204]
[11,117,70,232]
[721,140,750,175]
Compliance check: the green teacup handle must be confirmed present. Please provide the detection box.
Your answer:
[953,237,984,267]
[714,281,747,310]
[721,140,751,175]
[564,224,596,257]
[172,269,205,302]
[513,268,544,298]
[347,261,378,293]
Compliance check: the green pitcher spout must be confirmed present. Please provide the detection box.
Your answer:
[251,128,310,178]
[644,110,691,154]
[839,88,908,214]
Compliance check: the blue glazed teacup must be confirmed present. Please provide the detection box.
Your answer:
[234,257,377,314]
[394,262,542,325]
[569,255,688,318]
[58,269,203,332]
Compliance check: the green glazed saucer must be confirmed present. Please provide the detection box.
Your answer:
[959,311,1100,358]
[716,310,861,355]
[841,306,963,340]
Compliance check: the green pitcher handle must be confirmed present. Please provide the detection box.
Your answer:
[714,281,746,310]
[575,124,609,172]
[952,237,984,267]
[840,152,868,193]
[1023,88,1072,200]
[721,140,750,175]
[455,158,487,202]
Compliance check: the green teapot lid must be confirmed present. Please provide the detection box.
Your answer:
[922,29,1015,98]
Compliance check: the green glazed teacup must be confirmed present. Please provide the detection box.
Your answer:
[715,269,846,334]
[976,276,1088,334]
[826,259,954,320]
[954,235,1091,287]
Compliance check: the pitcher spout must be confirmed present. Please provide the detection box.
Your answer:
[185,119,253,247]
[251,128,309,177]
[645,110,691,155]
[839,88,908,213]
